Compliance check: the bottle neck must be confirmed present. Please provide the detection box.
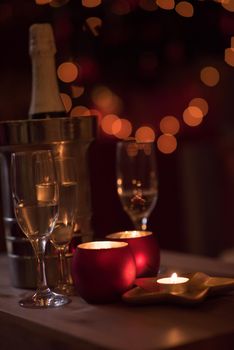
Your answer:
[29,53,66,119]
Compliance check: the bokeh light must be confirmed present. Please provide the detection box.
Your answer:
[157,134,177,154]
[112,118,132,139]
[82,0,101,8]
[91,85,122,114]
[71,85,85,98]
[156,0,175,10]
[221,0,234,12]
[70,105,91,117]
[60,93,72,112]
[200,66,220,87]
[189,97,209,116]
[85,17,102,36]
[183,106,203,126]
[135,126,155,142]
[101,114,119,135]
[225,48,234,66]
[159,116,180,135]
[57,62,79,83]
[175,1,194,17]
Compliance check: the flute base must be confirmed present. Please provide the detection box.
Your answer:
[53,283,76,296]
[19,288,71,308]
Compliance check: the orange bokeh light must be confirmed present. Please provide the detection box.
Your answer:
[70,105,91,117]
[221,0,234,12]
[135,126,155,142]
[225,48,234,67]
[91,86,122,114]
[85,17,102,36]
[60,93,72,112]
[175,1,194,17]
[82,0,101,7]
[231,36,234,48]
[157,134,177,154]
[200,66,220,87]
[156,0,175,10]
[101,114,119,135]
[183,106,203,127]
[71,85,85,98]
[112,118,132,139]
[159,116,180,135]
[189,97,209,117]
[57,62,78,83]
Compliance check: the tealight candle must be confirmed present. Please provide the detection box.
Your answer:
[106,231,160,277]
[157,273,189,294]
[72,241,136,303]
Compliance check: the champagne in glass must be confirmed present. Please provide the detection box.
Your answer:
[50,157,78,295]
[116,139,158,230]
[11,150,70,308]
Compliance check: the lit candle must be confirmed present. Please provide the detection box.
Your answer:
[157,273,189,294]
[72,241,136,303]
[106,231,160,278]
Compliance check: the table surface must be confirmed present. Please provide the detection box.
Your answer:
[0,251,234,350]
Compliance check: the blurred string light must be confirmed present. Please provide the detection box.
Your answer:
[221,0,234,12]
[57,62,79,83]
[101,114,119,135]
[189,98,209,116]
[60,93,72,112]
[50,0,234,155]
[82,0,102,8]
[225,48,234,66]
[175,1,194,17]
[200,66,220,87]
[156,0,175,10]
[91,85,123,114]
[85,17,102,36]
[159,116,180,135]
[183,106,203,127]
[157,134,177,154]
[135,126,155,142]
[70,105,91,117]
[112,118,132,139]
[225,37,234,66]
[71,85,85,98]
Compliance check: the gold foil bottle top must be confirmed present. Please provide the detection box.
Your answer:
[29,23,56,56]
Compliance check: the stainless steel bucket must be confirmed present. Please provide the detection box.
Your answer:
[0,116,96,288]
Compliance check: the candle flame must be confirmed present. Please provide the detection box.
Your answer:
[170,272,178,284]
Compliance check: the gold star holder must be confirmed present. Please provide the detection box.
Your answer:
[122,272,234,306]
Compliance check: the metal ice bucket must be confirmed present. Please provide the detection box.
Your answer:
[0,116,96,288]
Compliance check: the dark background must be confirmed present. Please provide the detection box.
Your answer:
[0,0,234,258]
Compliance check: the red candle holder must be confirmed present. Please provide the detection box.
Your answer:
[106,231,160,278]
[72,241,136,304]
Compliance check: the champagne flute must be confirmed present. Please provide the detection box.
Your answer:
[116,139,158,231]
[11,150,70,308]
[50,157,78,296]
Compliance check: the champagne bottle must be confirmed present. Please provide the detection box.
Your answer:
[28,23,66,119]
